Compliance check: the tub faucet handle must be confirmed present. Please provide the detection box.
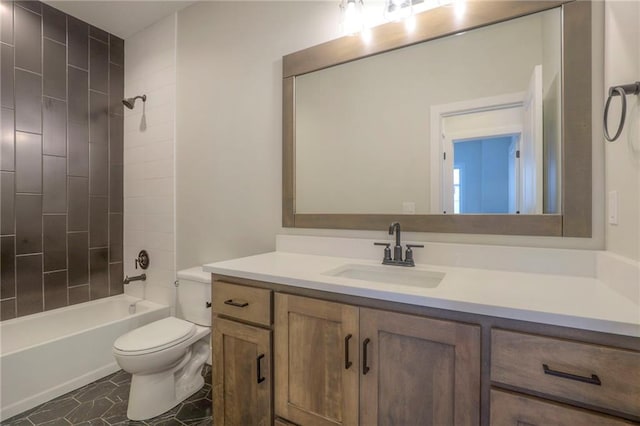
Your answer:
[135,250,149,270]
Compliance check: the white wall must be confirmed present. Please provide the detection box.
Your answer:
[176,2,341,269]
[176,1,609,270]
[124,14,177,305]
[604,0,640,262]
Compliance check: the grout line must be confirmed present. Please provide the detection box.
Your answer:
[14,65,42,77]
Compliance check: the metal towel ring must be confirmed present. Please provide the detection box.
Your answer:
[604,81,640,142]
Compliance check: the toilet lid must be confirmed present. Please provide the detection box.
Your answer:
[114,317,196,354]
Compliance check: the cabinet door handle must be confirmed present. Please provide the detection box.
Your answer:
[344,334,353,369]
[542,364,601,386]
[224,299,249,308]
[257,354,265,384]
[362,338,371,375]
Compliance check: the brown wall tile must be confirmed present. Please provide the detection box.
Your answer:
[109,213,122,262]
[43,97,67,156]
[2,2,123,321]
[1,236,16,299]
[89,196,108,248]
[43,38,67,100]
[44,270,67,310]
[44,214,66,271]
[68,284,89,305]
[15,69,42,134]
[14,5,41,73]
[109,262,123,295]
[89,247,108,299]
[43,155,67,213]
[15,131,41,193]
[1,299,16,321]
[68,121,89,177]
[15,194,42,255]
[68,177,88,231]
[16,254,43,316]
[67,16,87,69]
[1,0,14,44]
[1,107,15,171]
[68,232,88,286]
[1,44,14,108]
[1,171,15,235]
[42,3,66,44]
[89,39,108,93]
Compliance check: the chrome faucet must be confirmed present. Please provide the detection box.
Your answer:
[374,222,424,267]
[123,273,146,284]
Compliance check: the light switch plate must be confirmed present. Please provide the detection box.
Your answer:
[402,201,416,214]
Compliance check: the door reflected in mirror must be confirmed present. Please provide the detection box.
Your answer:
[295,7,561,215]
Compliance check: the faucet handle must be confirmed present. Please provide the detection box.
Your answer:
[404,244,424,264]
[374,242,392,263]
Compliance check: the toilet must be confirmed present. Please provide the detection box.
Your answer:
[112,267,212,421]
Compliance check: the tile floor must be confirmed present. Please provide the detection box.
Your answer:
[2,366,212,426]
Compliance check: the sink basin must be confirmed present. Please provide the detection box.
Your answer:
[323,264,445,288]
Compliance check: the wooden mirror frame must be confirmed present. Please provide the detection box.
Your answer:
[282,0,591,237]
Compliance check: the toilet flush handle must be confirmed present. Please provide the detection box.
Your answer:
[206,302,212,308]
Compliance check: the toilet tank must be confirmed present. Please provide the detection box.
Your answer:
[176,267,211,326]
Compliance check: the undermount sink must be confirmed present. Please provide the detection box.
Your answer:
[323,264,445,288]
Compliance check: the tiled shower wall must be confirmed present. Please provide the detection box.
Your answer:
[0,0,124,320]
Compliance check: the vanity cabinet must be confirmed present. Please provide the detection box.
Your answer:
[211,274,639,426]
[360,308,480,425]
[490,389,632,426]
[490,329,640,425]
[212,281,273,426]
[274,294,359,426]
[274,294,481,426]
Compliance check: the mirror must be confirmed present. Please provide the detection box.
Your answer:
[283,0,592,237]
[296,8,561,216]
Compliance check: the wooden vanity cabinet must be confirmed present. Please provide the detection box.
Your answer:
[274,294,481,426]
[212,281,273,426]
[274,294,359,426]
[490,389,633,426]
[360,308,480,425]
[212,275,639,426]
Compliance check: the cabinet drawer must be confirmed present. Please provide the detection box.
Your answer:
[212,281,271,326]
[491,329,640,418]
[490,389,632,426]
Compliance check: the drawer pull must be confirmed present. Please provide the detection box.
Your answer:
[542,364,602,386]
[362,338,371,375]
[257,354,265,384]
[224,299,249,308]
[344,334,353,369]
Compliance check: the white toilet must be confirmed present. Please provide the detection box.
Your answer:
[112,267,212,421]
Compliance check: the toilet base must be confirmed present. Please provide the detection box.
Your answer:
[126,338,210,420]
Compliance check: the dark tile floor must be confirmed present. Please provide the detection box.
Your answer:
[2,366,212,426]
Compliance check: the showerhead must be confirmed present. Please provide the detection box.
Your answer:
[122,94,147,110]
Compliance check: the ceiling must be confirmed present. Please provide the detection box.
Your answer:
[43,1,194,39]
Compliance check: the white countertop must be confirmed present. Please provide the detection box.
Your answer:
[203,251,640,337]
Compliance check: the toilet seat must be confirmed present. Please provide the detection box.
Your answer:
[114,317,196,356]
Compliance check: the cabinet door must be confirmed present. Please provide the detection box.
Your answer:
[212,317,272,426]
[490,389,632,426]
[360,308,481,426]
[275,294,359,426]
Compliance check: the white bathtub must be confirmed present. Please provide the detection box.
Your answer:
[0,294,170,421]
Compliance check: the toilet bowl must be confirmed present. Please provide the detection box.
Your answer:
[112,267,212,421]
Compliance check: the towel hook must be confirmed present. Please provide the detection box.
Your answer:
[604,81,640,142]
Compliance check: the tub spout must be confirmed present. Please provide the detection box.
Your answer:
[123,273,146,284]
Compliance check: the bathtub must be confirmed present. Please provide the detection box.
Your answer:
[0,294,170,421]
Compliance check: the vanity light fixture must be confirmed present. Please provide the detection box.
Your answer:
[384,0,413,23]
[340,0,365,35]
